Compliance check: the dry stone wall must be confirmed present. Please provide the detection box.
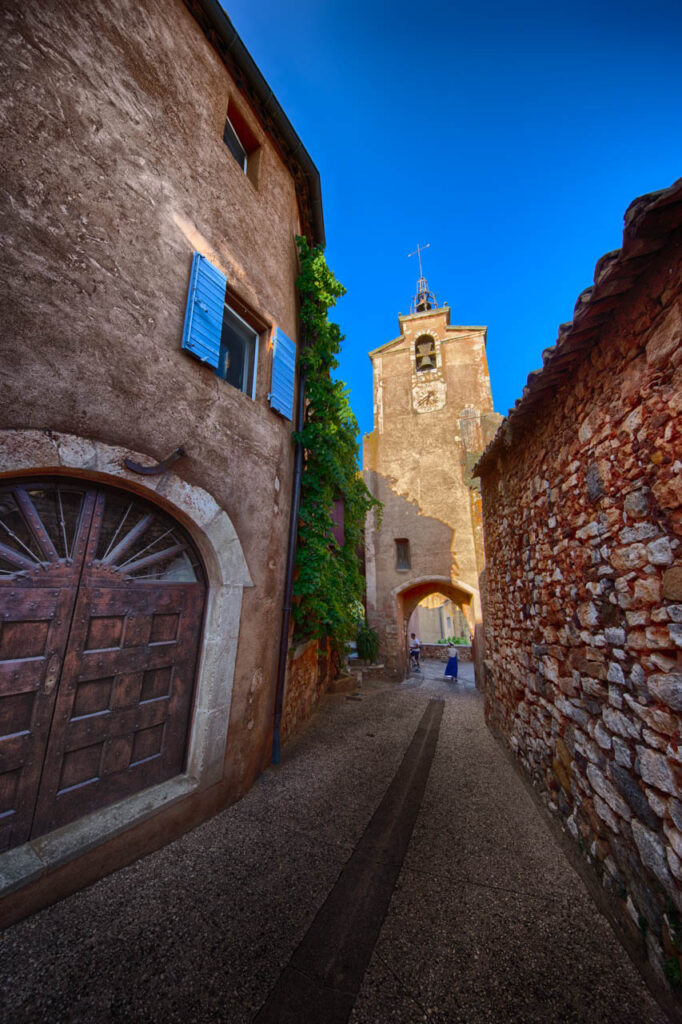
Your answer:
[480,230,682,986]
[281,638,334,744]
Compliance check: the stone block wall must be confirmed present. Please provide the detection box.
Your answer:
[479,227,682,986]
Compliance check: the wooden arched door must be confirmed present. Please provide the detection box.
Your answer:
[0,479,206,852]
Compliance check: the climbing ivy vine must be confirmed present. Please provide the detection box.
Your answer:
[292,236,381,646]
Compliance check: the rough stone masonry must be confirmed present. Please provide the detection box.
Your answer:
[475,178,682,1000]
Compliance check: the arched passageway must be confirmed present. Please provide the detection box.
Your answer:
[394,575,474,677]
[406,593,470,646]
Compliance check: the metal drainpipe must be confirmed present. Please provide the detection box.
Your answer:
[271,362,307,764]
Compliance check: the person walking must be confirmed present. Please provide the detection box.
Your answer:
[444,643,458,680]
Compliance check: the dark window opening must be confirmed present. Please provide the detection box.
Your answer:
[395,538,410,570]
[223,115,247,171]
[218,304,258,398]
[223,101,261,186]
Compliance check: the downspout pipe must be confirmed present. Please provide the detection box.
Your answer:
[272,362,306,764]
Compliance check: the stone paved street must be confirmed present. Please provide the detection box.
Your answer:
[1,660,669,1023]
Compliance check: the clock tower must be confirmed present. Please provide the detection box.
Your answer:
[362,262,502,674]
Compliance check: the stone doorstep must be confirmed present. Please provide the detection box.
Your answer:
[0,775,198,900]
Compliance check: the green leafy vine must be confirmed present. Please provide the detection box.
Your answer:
[292,237,380,646]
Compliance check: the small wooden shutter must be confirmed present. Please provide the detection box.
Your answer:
[181,252,227,369]
[269,326,296,420]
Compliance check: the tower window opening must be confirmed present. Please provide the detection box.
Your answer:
[395,538,411,570]
[415,335,436,372]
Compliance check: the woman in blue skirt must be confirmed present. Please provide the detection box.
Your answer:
[444,644,458,680]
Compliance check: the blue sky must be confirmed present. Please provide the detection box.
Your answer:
[224,0,682,439]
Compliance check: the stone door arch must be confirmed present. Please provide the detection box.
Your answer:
[0,477,206,852]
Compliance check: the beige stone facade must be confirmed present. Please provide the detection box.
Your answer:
[363,302,501,674]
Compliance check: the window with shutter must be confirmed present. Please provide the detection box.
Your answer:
[218,304,258,398]
[181,253,227,370]
[182,253,259,399]
[268,326,296,420]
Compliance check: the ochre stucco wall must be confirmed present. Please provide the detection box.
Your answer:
[0,0,309,883]
[479,230,682,988]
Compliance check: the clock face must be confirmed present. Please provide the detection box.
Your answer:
[413,379,446,413]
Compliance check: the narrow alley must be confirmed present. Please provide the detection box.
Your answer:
[1,660,667,1024]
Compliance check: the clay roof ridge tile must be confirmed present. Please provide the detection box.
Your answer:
[623,178,682,229]
[593,249,622,286]
[572,286,595,321]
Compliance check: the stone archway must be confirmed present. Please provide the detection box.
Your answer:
[0,430,252,895]
[394,575,475,677]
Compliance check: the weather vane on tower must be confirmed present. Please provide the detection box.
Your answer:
[408,243,437,314]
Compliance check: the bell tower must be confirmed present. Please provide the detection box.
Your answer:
[362,254,502,674]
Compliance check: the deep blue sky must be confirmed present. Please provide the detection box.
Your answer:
[224,0,682,438]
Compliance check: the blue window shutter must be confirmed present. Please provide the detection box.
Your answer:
[181,252,227,369]
[269,326,296,420]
